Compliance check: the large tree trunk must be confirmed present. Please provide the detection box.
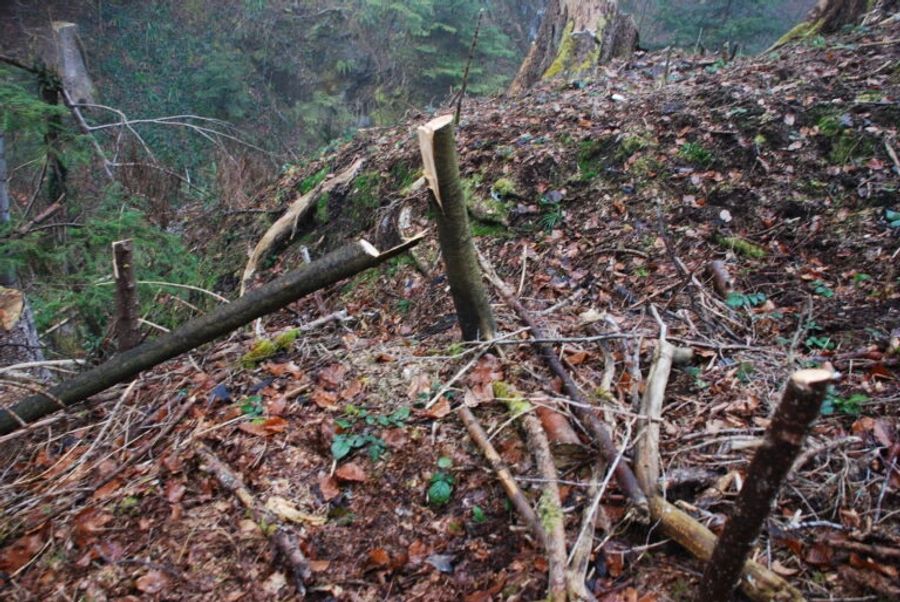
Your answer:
[46,22,95,105]
[770,0,893,50]
[509,0,638,94]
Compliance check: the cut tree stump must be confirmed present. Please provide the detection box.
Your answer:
[112,239,141,352]
[418,115,495,341]
[0,236,422,435]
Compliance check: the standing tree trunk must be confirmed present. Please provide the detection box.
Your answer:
[112,240,141,352]
[769,0,891,50]
[0,133,46,371]
[509,0,638,94]
[417,115,496,341]
[0,133,13,288]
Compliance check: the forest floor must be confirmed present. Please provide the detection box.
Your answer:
[1,18,899,602]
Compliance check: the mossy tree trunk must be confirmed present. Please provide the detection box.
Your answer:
[417,115,495,341]
[770,0,885,49]
[508,0,638,94]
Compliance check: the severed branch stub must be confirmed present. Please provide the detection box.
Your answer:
[418,115,495,341]
[697,368,835,601]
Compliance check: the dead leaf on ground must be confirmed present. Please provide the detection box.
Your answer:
[335,462,367,482]
[318,474,341,501]
[0,531,46,573]
[135,570,169,594]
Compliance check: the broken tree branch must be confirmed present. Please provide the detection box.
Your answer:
[477,250,648,514]
[196,444,312,596]
[0,236,423,435]
[632,316,805,602]
[480,253,803,601]
[494,382,568,602]
[697,369,835,601]
[458,405,547,547]
[240,158,365,295]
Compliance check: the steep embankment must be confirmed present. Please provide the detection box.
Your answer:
[1,19,898,601]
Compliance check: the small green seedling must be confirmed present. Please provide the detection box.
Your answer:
[811,280,835,298]
[821,386,867,416]
[428,457,455,507]
[726,291,767,309]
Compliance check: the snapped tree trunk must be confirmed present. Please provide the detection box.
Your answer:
[417,115,495,341]
[509,0,638,94]
[697,368,835,601]
[112,240,141,352]
[0,237,422,435]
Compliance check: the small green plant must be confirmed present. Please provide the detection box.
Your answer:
[683,366,710,390]
[298,166,329,194]
[886,209,900,229]
[396,299,412,314]
[427,457,454,507]
[678,142,713,168]
[852,273,872,284]
[239,395,264,418]
[331,433,387,461]
[331,405,409,461]
[821,386,867,416]
[805,335,835,351]
[811,280,835,298]
[704,58,727,74]
[491,177,518,198]
[726,291,767,309]
[538,194,564,231]
[471,505,486,524]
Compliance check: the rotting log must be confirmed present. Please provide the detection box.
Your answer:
[418,115,495,341]
[112,240,141,352]
[240,158,365,295]
[697,369,835,601]
[0,236,423,435]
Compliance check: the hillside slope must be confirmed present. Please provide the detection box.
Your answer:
[1,18,898,601]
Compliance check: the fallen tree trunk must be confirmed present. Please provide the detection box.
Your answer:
[479,253,804,602]
[418,115,495,341]
[240,158,365,295]
[0,236,422,435]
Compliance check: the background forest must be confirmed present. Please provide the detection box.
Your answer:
[1,0,815,357]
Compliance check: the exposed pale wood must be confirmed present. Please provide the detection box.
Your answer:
[240,158,365,295]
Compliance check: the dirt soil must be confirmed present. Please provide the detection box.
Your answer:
[1,18,899,602]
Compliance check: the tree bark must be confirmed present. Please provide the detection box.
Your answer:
[0,237,422,435]
[0,133,13,287]
[769,0,878,50]
[697,369,835,602]
[47,22,96,105]
[418,115,495,341]
[509,0,638,94]
[112,240,141,352]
